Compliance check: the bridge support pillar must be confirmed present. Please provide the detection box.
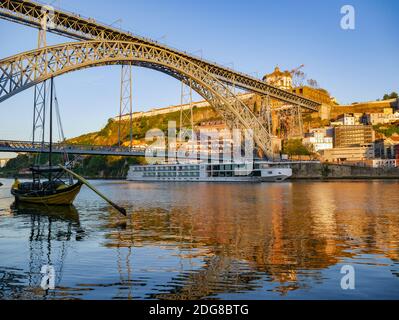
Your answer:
[179,80,194,142]
[276,104,304,140]
[258,95,274,159]
[118,64,133,148]
[32,28,47,147]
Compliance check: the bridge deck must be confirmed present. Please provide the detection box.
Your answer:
[0,140,146,157]
[0,140,246,162]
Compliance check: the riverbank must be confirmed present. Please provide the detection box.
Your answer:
[290,163,399,179]
[2,162,399,181]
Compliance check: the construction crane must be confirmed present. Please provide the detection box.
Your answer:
[290,64,305,88]
[290,64,305,76]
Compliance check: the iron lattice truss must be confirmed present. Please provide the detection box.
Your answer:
[0,0,320,111]
[275,105,304,139]
[0,40,275,157]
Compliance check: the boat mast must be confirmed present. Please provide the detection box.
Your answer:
[49,77,54,182]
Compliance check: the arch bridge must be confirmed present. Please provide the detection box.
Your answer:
[0,0,321,159]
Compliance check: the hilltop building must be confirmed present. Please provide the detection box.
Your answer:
[330,99,399,119]
[263,67,293,90]
[374,135,399,159]
[303,128,333,152]
[363,110,399,125]
[334,125,375,148]
[336,114,356,126]
[318,124,377,164]
[291,86,334,106]
[321,145,375,164]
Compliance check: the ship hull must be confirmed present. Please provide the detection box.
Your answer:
[127,163,292,183]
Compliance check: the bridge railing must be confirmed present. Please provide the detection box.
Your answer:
[0,139,263,162]
[0,139,147,153]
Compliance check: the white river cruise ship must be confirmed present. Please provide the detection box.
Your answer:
[127,162,292,183]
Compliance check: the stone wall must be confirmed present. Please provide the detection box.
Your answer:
[331,99,399,119]
[291,162,399,179]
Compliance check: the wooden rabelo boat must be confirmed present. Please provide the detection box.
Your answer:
[11,166,82,206]
[11,77,82,206]
[10,77,126,215]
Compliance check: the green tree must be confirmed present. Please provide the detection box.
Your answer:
[383,92,398,100]
[283,139,312,157]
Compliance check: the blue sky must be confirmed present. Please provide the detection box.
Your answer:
[0,0,398,143]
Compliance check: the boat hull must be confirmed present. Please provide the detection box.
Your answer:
[12,183,83,206]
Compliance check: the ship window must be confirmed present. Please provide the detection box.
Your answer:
[268,171,273,174]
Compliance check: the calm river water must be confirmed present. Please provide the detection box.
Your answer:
[1,179,399,300]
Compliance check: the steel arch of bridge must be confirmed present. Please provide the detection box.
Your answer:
[0,40,274,157]
[0,0,320,112]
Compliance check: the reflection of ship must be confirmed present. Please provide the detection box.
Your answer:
[127,162,292,183]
